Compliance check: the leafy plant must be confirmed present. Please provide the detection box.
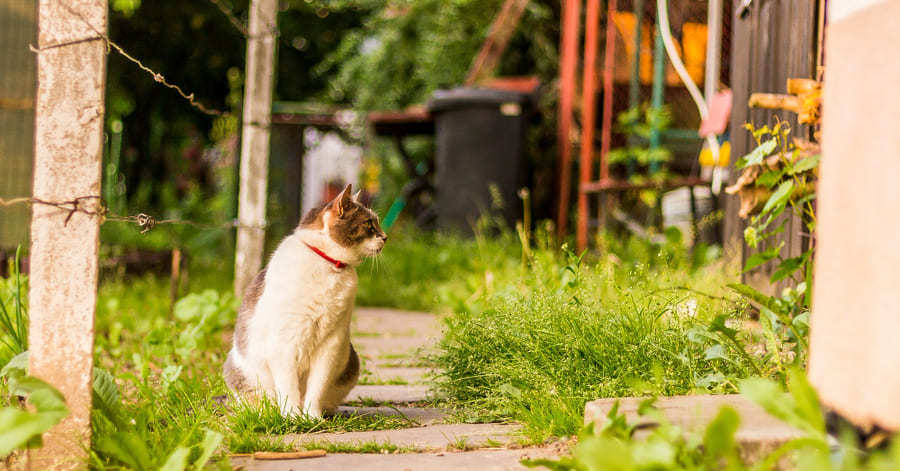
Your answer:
[608,105,674,169]
[708,121,819,386]
[527,369,900,471]
[0,353,69,461]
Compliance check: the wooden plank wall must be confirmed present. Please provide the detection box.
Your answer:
[722,0,819,295]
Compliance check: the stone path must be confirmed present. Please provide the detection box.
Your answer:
[230,308,560,471]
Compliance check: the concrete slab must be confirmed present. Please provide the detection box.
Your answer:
[334,406,450,425]
[353,308,443,338]
[229,448,557,471]
[283,423,525,452]
[347,385,432,404]
[360,366,433,385]
[584,394,803,459]
[354,336,434,360]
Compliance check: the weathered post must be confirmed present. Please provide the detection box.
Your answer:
[29,0,107,467]
[809,0,900,431]
[234,0,278,296]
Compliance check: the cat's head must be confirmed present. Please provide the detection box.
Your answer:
[300,184,387,264]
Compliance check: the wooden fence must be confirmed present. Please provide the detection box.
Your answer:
[722,0,822,294]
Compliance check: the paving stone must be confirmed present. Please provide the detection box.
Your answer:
[360,366,433,385]
[347,384,432,404]
[283,423,526,452]
[230,448,557,471]
[334,406,450,425]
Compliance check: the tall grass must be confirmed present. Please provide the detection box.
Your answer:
[430,230,743,439]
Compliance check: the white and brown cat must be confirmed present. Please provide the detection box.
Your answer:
[223,184,386,418]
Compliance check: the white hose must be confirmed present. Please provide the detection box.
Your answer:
[657,0,723,194]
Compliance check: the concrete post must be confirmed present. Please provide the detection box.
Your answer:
[809,0,900,431]
[234,0,277,296]
[29,0,107,467]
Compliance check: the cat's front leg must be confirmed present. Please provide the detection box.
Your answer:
[268,351,304,416]
[303,339,349,418]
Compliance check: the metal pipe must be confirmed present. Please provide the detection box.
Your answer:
[577,0,601,251]
[556,0,581,238]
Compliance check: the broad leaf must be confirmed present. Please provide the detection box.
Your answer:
[762,180,794,216]
[738,139,777,168]
[0,350,28,379]
[743,244,783,273]
[790,154,820,175]
[772,256,804,282]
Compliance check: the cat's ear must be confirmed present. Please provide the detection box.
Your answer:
[333,183,353,217]
[351,190,362,203]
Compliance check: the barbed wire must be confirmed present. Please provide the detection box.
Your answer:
[208,0,250,37]
[31,1,233,117]
[0,196,266,234]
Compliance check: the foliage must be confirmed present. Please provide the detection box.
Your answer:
[322,0,558,111]
[0,355,69,460]
[431,229,740,439]
[710,121,818,387]
[608,105,674,168]
[527,369,900,471]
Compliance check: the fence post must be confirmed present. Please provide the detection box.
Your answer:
[28,0,107,467]
[234,0,278,297]
[809,0,900,431]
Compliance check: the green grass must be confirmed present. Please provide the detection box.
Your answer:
[429,231,743,439]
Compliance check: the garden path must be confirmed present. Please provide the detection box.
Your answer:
[230,307,562,470]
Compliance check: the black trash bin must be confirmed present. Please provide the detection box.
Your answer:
[427,87,535,234]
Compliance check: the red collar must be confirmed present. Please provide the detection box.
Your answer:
[305,243,347,269]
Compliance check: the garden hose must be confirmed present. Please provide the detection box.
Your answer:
[657,0,723,194]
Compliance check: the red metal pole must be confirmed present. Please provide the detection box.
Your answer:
[556,0,581,239]
[577,0,600,252]
[600,0,617,181]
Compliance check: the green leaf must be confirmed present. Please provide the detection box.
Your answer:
[762,180,794,216]
[743,243,783,273]
[0,407,64,457]
[738,139,777,168]
[631,437,675,468]
[756,170,783,189]
[740,376,824,439]
[95,432,155,471]
[191,430,224,469]
[727,283,790,316]
[159,446,190,471]
[790,154,820,175]
[772,256,803,282]
[704,406,740,457]
[92,367,122,425]
[0,350,28,380]
[787,368,825,435]
[704,344,730,361]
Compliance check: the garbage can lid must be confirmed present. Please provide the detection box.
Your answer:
[426,87,536,113]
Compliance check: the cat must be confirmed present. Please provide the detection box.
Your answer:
[223,183,387,418]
